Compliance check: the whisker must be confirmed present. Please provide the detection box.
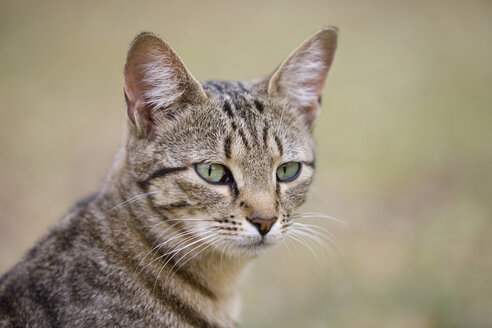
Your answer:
[291,226,331,254]
[289,220,347,275]
[219,240,233,272]
[292,222,338,244]
[148,218,219,254]
[162,231,214,257]
[154,233,216,290]
[150,220,194,245]
[145,217,219,259]
[148,218,215,235]
[164,233,217,269]
[287,231,321,264]
[105,191,159,213]
[150,228,212,263]
[291,212,348,227]
[165,236,224,285]
[150,224,206,254]
[279,237,294,259]
[292,222,344,256]
[135,221,184,273]
[134,227,211,281]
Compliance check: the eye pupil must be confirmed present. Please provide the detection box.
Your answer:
[195,163,228,183]
[276,162,301,182]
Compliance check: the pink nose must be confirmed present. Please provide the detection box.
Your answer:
[246,217,278,236]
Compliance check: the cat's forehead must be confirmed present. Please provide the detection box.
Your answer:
[200,80,291,128]
[201,81,308,140]
[152,80,314,168]
[201,80,267,116]
[202,80,253,96]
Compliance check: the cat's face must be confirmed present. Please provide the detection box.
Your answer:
[123,29,337,257]
[129,85,316,256]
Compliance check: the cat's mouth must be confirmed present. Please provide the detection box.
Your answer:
[237,236,278,250]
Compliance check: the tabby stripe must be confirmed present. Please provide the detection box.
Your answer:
[115,224,218,327]
[208,81,224,92]
[168,201,191,208]
[73,193,99,210]
[156,201,195,211]
[26,275,60,326]
[231,122,237,131]
[134,192,222,305]
[262,124,269,148]
[125,204,217,302]
[236,103,248,121]
[286,180,313,207]
[237,82,248,92]
[237,93,248,106]
[224,135,232,159]
[140,195,189,231]
[274,135,283,155]
[122,188,173,228]
[254,100,264,113]
[138,167,188,190]
[152,284,218,328]
[304,160,316,169]
[231,181,240,201]
[237,128,250,150]
[243,100,252,110]
[222,100,234,119]
[228,92,241,110]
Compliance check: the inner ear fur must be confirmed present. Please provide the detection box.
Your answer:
[124,32,207,138]
[267,27,338,128]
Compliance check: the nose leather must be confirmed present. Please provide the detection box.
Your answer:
[246,217,278,236]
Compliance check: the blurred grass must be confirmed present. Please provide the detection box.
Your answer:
[1,0,491,327]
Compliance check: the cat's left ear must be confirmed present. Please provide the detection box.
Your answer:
[267,27,338,128]
[124,32,207,138]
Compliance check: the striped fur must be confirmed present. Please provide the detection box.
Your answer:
[0,27,338,327]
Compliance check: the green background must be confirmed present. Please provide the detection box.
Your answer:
[1,0,491,327]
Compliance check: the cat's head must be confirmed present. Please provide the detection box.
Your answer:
[122,28,337,257]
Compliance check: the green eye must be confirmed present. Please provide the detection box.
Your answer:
[276,162,301,182]
[195,163,226,183]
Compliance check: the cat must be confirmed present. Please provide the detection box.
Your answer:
[0,27,338,327]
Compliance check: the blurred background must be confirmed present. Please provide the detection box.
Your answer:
[1,0,491,327]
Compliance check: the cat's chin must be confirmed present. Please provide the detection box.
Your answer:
[223,237,280,258]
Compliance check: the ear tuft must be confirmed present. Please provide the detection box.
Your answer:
[268,27,338,127]
[124,32,206,138]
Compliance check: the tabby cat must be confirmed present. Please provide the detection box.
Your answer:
[0,27,338,327]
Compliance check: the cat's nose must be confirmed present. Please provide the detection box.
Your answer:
[246,217,278,236]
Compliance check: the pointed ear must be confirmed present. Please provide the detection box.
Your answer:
[267,27,338,127]
[124,32,207,138]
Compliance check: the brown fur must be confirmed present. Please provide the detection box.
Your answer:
[0,27,338,327]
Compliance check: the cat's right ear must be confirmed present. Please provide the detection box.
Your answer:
[124,32,207,138]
